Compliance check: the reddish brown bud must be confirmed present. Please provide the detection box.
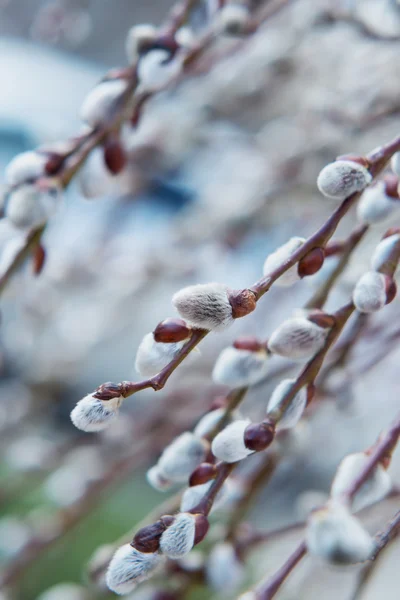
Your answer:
[103,136,127,175]
[103,67,133,82]
[93,382,122,400]
[32,243,46,276]
[383,174,400,199]
[233,336,264,352]
[160,515,175,528]
[153,318,191,343]
[307,310,336,329]
[384,276,397,305]
[193,514,209,545]
[382,227,400,240]
[44,153,65,176]
[209,396,229,411]
[133,520,166,553]
[298,247,325,278]
[244,420,275,452]
[228,289,257,319]
[306,383,316,406]
[335,154,370,168]
[189,463,217,486]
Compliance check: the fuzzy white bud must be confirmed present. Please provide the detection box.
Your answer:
[391,152,400,177]
[36,583,88,600]
[180,481,228,514]
[135,333,188,378]
[193,408,239,439]
[357,182,400,225]
[137,50,181,90]
[317,160,372,201]
[370,234,400,272]
[157,433,208,483]
[146,465,173,492]
[125,24,157,63]
[211,419,253,463]
[106,544,162,594]
[268,317,328,361]
[70,394,122,432]
[5,151,47,186]
[80,79,128,127]
[172,283,234,331]
[266,379,307,429]
[238,594,257,600]
[212,346,269,387]
[263,237,305,287]
[306,503,374,565]
[352,271,387,313]
[159,513,195,559]
[331,452,391,512]
[206,542,245,593]
[216,4,250,34]
[6,184,61,229]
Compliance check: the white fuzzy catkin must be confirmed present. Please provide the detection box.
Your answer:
[331,452,391,512]
[263,237,305,287]
[211,419,254,463]
[180,481,228,513]
[135,333,187,377]
[216,4,250,34]
[80,79,128,127]
[157,432,208,482]
[106,544,162,595]
[212,346,269,387]
[193,408,226,438]
[159,513,195,559]
[146,465,173,492]
[370,234,400,272]
[5,151,47,186]
[317,160,372,201]
[357,182,400,225]
[125,24,157,63]
[268,317,328,361]
[266,379,307,429]
[36,583,88,600]
[352,271,387,313]
[206,542,245,593]
[6,184,61,229]
[172,283,234,331]
[137,50,181,90]
[306,503,374,565]
[70,394,122,432]
[391,151,400,177]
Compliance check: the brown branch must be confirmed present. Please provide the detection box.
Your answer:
[254,541,307,600]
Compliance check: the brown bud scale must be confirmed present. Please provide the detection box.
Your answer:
[383,175,400,199]
[133,520,166,553]
[153,318,191,343]
[335,153,370,168]
[298,247,325,278]
[382,227,400,240]
[32,243,46,276]
[228,289,257,319]
[384,277,397,305]
[93,382,122,400]
[233,336,264,352]
[307,310,336,329]
[104,137,127,175]
[189,463,217,487]
[193,514,209,545]
[244,421,275,452]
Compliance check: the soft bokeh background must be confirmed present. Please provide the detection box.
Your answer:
[0,1,400,599]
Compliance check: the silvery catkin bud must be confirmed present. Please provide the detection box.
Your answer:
[125,24,157,63]
[156,433,208,483]
[70,394,122,432]
[306,503,374,565]
[135,333,188,378]
[80,79,128,127]
[216,4,250,35]
[137,49,181,90]
[212,345,269,387]
[263,237,305,286]
[268,317,329,361]
[391,152,400,177]
[172,283,256,331]
[352,271,390,313]
[370,233,400,272]
[193,408,237,438]
[330,452,391,512]
[106,543,162,594]
[6,184,61,229]
[317,160,372,200]
[5,151,47,186]
[206,542,245,593]
[266,379,307,429]
[357,181,400,225]
[211,419,254,463]
[159,513,204,559]
[146,465,173,492]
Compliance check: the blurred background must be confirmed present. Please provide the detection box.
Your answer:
[0,0,400,598]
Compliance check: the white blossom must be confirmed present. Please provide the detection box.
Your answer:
[159,513,195,559]
[211,419,253,463]
[353,271,387,313]
[135,333,187,377]
[206,542,245,593]
[331,452,391,512]
[157,432,208,483]
[268,317,328,361]
[6,184,61,229]
[70,394,122,432]
[306,503,374,565]
[172,283,234,331]
[266,379,307,429]
[317,160,372,201]
[370,234,400,272]
[212,346,269,387]
[357,182,400,225]
[5,151,47,186]
[80,79,128,127]
[263,237,305,287]
[106,544,162,595]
